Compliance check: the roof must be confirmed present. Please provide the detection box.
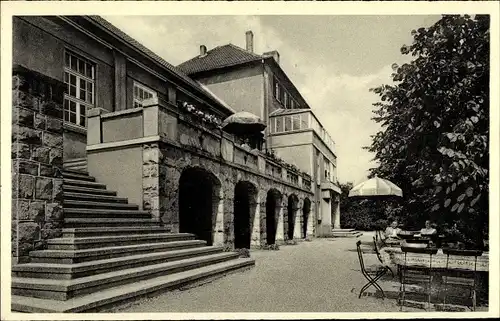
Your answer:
[177,44,263,75]
[85,16,234,115]
[269,108,311,117]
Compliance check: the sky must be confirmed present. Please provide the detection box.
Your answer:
[104,15,441,185]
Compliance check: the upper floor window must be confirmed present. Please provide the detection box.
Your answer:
[133,82,157,108]
[64,51,95,127]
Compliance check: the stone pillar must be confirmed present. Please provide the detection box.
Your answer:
[213,188,225,246]
[250,194,261,247]
[223,183,235,247]
[294,207,302,239]
[259,199,267,247]
[11,65,65,264]
[276,201,285,243]
[320,196,332,237]
[142,143,166,224]
[308,201,315,238]
[333,195,341,230]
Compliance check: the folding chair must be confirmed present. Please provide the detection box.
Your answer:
[373,236,395,278]
[375,230,388,248]
[441,249,482,311]
[356,240,391,299]
[399,246,438,311]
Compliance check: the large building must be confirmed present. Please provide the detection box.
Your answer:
[178,32,341,236]
[11,16,314,312]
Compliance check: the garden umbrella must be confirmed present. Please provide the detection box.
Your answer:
[348,176,403,197]
[221,111,266,135]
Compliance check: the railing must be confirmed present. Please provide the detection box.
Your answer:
[87,97,312,192]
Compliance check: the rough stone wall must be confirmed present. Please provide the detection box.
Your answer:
[155,140,312,249]
[11,65,65,263]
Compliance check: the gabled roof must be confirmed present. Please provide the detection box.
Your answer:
[84,16,234,115]
[177,44,263,75]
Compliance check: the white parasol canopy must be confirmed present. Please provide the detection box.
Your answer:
[348,176,403,197]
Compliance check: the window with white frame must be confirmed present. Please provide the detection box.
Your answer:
[133,82,157,108]
[64,51,95,127]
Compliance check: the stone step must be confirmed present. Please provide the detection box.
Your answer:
[11,258,255,312]
[63,192,127,203]
[12,252,243,302]
[13,246,224,281]
[64,200,139,210]
[63,218,160,228]
[61,168,89,176]
[63,208,149,219]
[64,165,88,172]
[61,226,172,238]
[62,171,95,182]
[46,233,195,250]
[64,157,87,164]
[29,240,207,264]
[63,185,117,196]
[331,231,363,238]
[63,178,106,189]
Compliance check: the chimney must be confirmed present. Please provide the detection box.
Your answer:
[200,45,207,57]
[263,50,280,65]
[245,30,254,53]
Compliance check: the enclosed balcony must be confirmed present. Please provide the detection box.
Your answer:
[268,108,336,155]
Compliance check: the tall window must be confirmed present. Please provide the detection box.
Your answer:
[133,82,157,108]
[64,51,95,127]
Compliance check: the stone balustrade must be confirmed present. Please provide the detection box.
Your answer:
[87,97,312,192]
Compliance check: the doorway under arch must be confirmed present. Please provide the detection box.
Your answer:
[302,198,311,238]
[286,194,299,240]
[233,181,258,249]
[265,188,282,245]
[178,167,221,246]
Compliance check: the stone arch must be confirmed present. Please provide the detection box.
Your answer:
[265,188,282,245]
[178,166,222,246]
[302,197,312,238]
[233,181,258,249]
[285,194,300,240]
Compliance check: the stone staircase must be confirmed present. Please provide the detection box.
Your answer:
[11,165,255,313]
[331,228,363,238]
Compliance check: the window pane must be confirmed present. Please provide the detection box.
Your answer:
[80,89,86,100]
[276,117,283,132]
[78,59,85,74]
[70,56,77,71]
[87,92,93,104]
[65,52,70,66]
[69,85,76,97]
[87,82,92,92]
[70,101,76,112]
[293,115,300,130]
[134,85,138,97]
[70,74,76,85]
[64,72,69,83]
[69,113,76,124]
[80,116,86,127]
[79,104,86,116]
[80,79,86,89]
[285,116,292,131]
[64,111,69,122]
[86,64,92,78]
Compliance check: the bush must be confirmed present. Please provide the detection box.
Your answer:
[261,244,280,251]
[236,248,251,258]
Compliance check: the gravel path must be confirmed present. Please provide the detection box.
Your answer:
[109,232,412,313]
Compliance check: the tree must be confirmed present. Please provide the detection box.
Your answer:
[366,15,489,247]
